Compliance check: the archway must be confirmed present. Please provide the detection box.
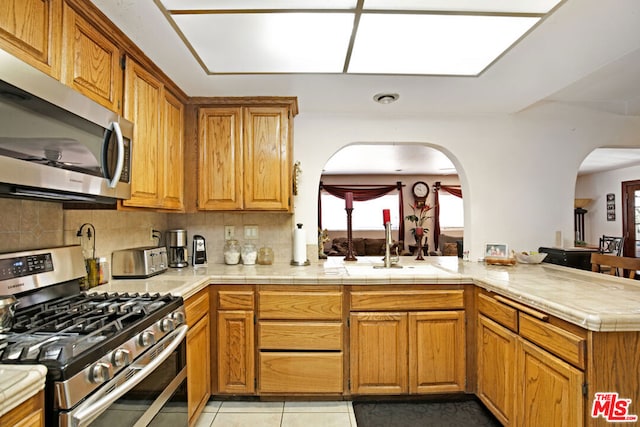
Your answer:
[575,147,640,256]
[318,143,465,258]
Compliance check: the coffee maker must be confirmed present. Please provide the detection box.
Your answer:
[166,229,188,268]
[192,235,207,267]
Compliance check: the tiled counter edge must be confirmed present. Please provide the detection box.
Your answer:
[0,365,47,417]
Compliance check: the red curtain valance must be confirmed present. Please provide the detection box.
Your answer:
[318,182,405,246]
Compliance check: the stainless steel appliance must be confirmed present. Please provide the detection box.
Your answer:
[0,50,132,203]
[111,246,168,278]
[0,246,188,427]
[192,235,207,267]
[167,230,188,268]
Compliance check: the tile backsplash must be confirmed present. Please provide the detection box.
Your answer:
[0,198,302,266]
[0,199,64,252]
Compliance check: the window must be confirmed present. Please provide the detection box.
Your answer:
[321,192,399,230]
[438,193,464,228]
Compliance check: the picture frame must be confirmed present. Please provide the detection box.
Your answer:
[484,243,509,259]
[606,193,615,221]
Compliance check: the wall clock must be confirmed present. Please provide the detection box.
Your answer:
[412,181,429,207]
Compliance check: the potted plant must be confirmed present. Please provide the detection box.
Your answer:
[405,202,435,250]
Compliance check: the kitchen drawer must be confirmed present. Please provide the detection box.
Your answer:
[185,288,209,327]
[519,313,586,369]
[258,290,342,320]
[218,290,254,310]
[477,293,518,332]
[350,290,464,311]
[259,321,343,350]
[259,352,343,393]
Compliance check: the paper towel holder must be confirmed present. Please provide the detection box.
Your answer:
[291,223,310,266]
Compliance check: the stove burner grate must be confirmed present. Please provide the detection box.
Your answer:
[1,292,177,368]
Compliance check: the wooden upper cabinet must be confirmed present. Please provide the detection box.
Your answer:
[197,99,297,211]
[0,0,62,78]
[62,2,121,112]
[161,90,184,210]
[123,57,162,208]
[123,57,185,210]
[243,106,290,210]
[198,107,243,210]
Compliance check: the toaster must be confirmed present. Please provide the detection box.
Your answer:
[111,246,168,279]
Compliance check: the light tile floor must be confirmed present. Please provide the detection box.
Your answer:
[194,400,357,427]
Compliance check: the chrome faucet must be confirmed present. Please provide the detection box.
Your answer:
[382,221,401,268]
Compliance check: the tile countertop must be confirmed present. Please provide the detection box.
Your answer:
[90,256,640,332]
[0,364,46,417]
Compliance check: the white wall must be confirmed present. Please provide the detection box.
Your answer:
[576,164,640,245]
[292,102,640,261]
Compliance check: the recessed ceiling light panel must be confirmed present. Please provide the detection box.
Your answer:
[362,0,562,14]
[161,0,357,11]
[349,14,539,75]
[173,13,354,73]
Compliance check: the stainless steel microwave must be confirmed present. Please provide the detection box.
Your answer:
[0,49,132,203]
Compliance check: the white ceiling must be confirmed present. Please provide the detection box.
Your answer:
[158,0,553,75]
[91,0,640,175]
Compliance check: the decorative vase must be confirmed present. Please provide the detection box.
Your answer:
[415,227,425,260]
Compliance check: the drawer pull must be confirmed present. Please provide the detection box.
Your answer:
[493,295,549,321]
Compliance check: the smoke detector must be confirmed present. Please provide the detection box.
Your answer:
[373,93,399,104]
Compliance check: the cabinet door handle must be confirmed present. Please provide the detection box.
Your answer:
[493,295,549,321]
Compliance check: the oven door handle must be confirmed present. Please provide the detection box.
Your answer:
[69,324,188,427]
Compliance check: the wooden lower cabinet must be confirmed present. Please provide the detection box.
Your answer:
[477,314,517,426]
[350,310,466,395]
[477,290,586,427]
[350,312,408,394]
[185,289,211,425]
[518,338,584,427]
[186,312,211,425]
[256,285,344,394]
[259,352,343,393]
[409,311,466,394]
[0,390,44,427]
[217,310,255,394]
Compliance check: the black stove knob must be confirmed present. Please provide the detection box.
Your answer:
[89,362,112,384]
[112,348,131,367]
[160,318,175,332]
[139,331,156,347]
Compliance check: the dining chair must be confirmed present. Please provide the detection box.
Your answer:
[598,235,624,256]
[590,253,640,279]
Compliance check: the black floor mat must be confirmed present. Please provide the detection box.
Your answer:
[353,398,502,427]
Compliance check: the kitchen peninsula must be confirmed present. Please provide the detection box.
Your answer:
[88,257,640,427]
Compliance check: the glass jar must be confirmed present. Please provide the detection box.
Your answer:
[224,239,241,265]
[241,243,257,265]
[257,246,274,265]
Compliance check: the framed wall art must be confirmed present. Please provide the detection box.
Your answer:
[606,193,615,221]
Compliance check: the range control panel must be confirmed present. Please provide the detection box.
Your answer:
[0,253,53,281]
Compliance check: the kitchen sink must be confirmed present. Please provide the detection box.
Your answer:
[344,263,448,276]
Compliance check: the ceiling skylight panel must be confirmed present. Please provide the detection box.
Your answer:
[160,0,357,11]
[348,14,539,75]
[362,0,562,14]
[173,13,354,73]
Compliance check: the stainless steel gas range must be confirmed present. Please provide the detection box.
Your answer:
[0,246,188,427]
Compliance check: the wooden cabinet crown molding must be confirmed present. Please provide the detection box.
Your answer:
[190,96,299,116]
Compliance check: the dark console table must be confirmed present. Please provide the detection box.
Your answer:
[539,247,598,271]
